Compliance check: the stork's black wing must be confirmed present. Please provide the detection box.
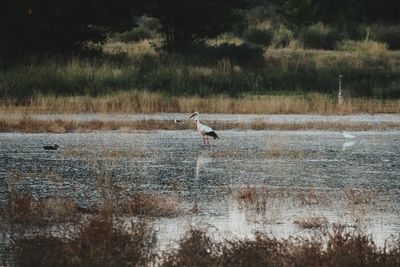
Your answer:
[206,131,219,139]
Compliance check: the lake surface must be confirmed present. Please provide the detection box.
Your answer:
[2,113,400,125]
[1,127,399,250]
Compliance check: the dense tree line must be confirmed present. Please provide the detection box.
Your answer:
[1,0,399,57]
[279,0,400,26]
[0,0,142,56]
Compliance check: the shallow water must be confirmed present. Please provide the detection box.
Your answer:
[2,112,400,125]
[1,129,400,249]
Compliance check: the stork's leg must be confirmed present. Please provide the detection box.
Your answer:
[202,136,205,145]
[206,136,210,146]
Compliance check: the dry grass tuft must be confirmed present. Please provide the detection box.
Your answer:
[1,92,399,114]
[14,213,155,267]
[162,229,216,267]
[161,226,400,267]
[1,117,399,133]
[346,189,376,205]
[234,185,269,213]
[294,216,329,229]
[117,193,184,217]
[1,191,78,224]
[297,187,330,206]
[266,144,306,158]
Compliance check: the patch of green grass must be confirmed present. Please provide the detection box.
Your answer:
[1,40,400,102]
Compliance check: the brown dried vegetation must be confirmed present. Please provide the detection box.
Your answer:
[1,92,400,114]
[1,117,399,133]
[1,191,78,224]
[294,216,329,229]
[234,186,269,213]
[14,213,155,267]
[346,188,376,205]
[161,227,400,267]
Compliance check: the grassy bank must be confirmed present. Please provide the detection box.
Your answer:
[1,42,400,102]
[1,91,400,114]
[1,116,399,133]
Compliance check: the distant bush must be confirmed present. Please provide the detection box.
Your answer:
[137,16,161,32]
[346,24,369,40]
[242,24,274,46]
[113,28,152,43]
[336,40,388,53]
[271,25,294,48]
[370,24,400,50]
[1,48,400,100]
[210,43,265,67]
[300,23,345,50]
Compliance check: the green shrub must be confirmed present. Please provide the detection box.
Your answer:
[272,25,294,48]
[336,40,388,53]
[370,24,400,50]
[1,48,400,100]
[300,23,345,50]
[242,25,273,46]
[113,27,152,43]
[137,16,161,32]
[346,24,369,40]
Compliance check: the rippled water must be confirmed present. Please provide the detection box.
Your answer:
[2,113,400,125]
[1,128,399,249]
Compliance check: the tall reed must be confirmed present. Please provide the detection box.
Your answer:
[1,91,399,114]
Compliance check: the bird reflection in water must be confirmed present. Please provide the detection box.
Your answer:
[342,141,355,150]
[190,153,212,213]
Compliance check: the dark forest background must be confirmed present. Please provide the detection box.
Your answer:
[1,0,399,54]
[1,0,400,100]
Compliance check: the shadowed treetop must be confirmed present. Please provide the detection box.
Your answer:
[145,0,249,50]
[0,0,142,57]
[1,0,399,57]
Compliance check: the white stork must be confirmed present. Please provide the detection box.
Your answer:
[342,131,355,139]
[176,112,219,145]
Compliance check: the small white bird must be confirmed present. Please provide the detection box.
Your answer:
[342,131,355,139]
[185,112,219,145]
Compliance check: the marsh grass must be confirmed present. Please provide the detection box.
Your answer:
[117,193,184,217]
[234,185,269,213]
[346,189,376,205]
[103,149,147,158]
[1,185,183,228]
[297,187,330,206]
[1,116,399,133]
[294,215,329,229]
[265,144,307,158]
[1,191,78,225]
[14,213,155,267]
[1,92,400,114]
[336,40,389,53]
[3,180,400,266]
[161,229,217,267]
[161,227,400,267]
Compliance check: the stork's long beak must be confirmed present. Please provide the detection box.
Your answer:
[175,112,196,123]
[187,112,197,119]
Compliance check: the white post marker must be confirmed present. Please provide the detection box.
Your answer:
[338,75,343,106]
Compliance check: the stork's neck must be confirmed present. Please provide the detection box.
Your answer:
[195,119,202,127]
